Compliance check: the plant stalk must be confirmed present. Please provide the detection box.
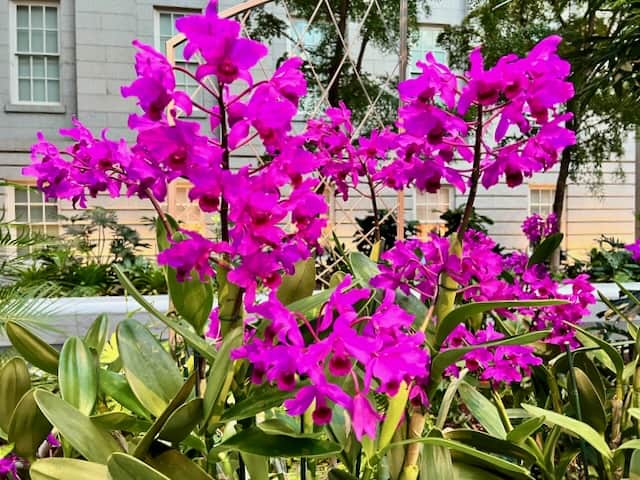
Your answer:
[458,105,484,238]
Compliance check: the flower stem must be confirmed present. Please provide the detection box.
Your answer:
[458,105,483,237]
[145,188,173,237]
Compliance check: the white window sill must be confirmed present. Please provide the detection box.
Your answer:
[5,103,66,114]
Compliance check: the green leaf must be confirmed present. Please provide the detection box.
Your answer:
[572,368,607,433]
[349,251,380,286]
[287,288,333,317]
[0,357,30,433]
[30,458,110,480]
[34,390,122,464]
[242,453,269,480]
[457,382,507,439]
[91,412,150,433]
[203,327,242,428]
[631,449,640,480]
[134,373,196,458]
[527,233,563,267]
[159,398,203,443]
[5,321,59,374]
[452,462,512,480]
[210,426,342,459]
[521,404,612,461]
[422,429,456,480]
[436,300,566,346]
[108,452,171,480]
[506,416,545,444]
[83,314,110,355]
[445,429,536,465]
[385,437,533,479]
[147,449,214,480]
[430,330,550,389]
[8,389,51,459]
[379,382,409,451]
[166,268,214,336]
[155,214,180,252]
[616,439,640,451]
[219,386,296,422]
[329,271,346,289]
[112,264,214,362]
[277,258,316,305]
[0,443,13,459]
[257,418,323,439]
[117,319,183,417]
[98,369,151,420]
[571,323,624,380]
[59,337,98,416]
[598,291,638,339]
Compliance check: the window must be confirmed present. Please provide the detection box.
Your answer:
[287,19,323,116]
[155,9,205,114]
[410,25,447,76]
[529,186,555,216]
[13,3,60,103]
[13,187,61,254]
[170,182,204,233]
[415,186,454,236]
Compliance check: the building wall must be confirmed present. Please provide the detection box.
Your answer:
[0,0,636,259]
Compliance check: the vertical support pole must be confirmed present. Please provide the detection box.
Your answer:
[397,0,409,241]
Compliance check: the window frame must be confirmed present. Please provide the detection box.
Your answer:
[6,183,63,255]
[528,184,556,216]
[9,1,61,106]
[409,23,448,77]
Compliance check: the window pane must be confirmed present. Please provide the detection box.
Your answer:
[17,29,29,51]
[17,6,29,28]
[45,31,58,53]
[18,79,31,101]
[15,189,28,203]
[18,56,30,77]
[31,7,44,28]
[15,205,28,222]
[33,79,46,101]
[47,57,59,78]
[47,80,60,102]
[45,7,57,29]
[45,205,58,221]
[30,189,43,202]
[31,29,44,52]
[33,57,45,77]
[31,206,43,222]
[159,13,173,37]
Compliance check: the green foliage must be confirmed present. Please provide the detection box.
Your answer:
[440,204,495,237]
[565,235,640,282]
[438,0,640,195]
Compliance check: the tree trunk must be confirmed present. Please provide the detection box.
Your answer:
[327,0,349,106]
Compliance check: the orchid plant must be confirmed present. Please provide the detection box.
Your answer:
[4,2,640,480]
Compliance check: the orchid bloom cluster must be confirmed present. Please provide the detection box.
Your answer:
[234,275,429,440]
[21,0,585,442]
[377,38,575,194]
[373,229,596,376]
[521,212,559,244]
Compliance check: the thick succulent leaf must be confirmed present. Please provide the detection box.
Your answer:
[83,314,110,355]
[112,264,214,361]
[445,429,536,465]
[521,404,612,461]
[457,382,507,439]
[527,233,563,267]
[210,426,342,459]
[277,258,316,305]
[5,321,58,374]
[349,251,380,286]
[30,458,109,480]
[147,449,214,480]
[8,389,51,459]
[98,369,151,420]
[219,386,296,422]
[0,357,30,433]
[108,452,170,480]
[436,300,565,346]
[158,398,203,443]
[117,319,183,417]
[506,416,545,444]
[571,368,607,433]
[59,337,98,416]
[34,390,122,464]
